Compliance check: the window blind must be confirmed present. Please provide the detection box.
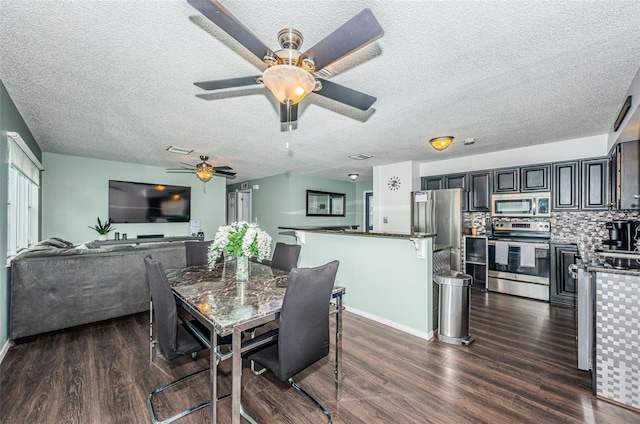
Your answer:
[7,131,43,187]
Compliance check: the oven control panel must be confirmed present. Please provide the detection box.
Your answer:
[493,220,550,232]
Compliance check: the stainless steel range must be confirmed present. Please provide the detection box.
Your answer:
[488,220,551,301]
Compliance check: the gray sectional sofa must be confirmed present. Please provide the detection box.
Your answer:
[9,238,187,341]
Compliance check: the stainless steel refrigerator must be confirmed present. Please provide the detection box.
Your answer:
[411,189,463,271]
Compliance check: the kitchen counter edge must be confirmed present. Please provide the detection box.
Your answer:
[278,226,436,240]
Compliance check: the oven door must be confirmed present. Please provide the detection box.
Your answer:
[488,240,550,283]
[487,240,551,301]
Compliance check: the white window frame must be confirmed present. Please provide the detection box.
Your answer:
[6,133,42,263]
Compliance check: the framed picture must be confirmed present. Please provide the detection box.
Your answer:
[306,190,346,217]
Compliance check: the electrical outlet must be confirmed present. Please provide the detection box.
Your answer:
[383,217,388,223]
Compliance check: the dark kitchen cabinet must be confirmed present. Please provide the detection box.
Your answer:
[581,157,609,210]
[468,171,492,211]
[552,161,580,211]
[464,236,487,289]
[421,174,468,211]
[423,176,444,190]
[444,174,468,211]
[550,243,578,307]
[493,168,520,193]
[610,140,640,210]
[521,164,551,192]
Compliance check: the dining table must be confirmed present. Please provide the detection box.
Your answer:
[165,258,345,424]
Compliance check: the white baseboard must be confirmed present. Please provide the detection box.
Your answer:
[0,339,12,365]
[345,306,434,340]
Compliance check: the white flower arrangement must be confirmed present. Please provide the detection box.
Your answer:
[207,221,272,267]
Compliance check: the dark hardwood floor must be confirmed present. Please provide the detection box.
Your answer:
[2,289,639,423]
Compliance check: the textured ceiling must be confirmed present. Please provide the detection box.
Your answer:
[1,0,640,183]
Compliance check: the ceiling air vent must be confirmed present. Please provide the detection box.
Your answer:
[166,146,193,155]
[348,153,373,160]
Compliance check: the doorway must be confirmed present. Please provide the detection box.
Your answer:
[227,189,252,224]
[364,191,373,232]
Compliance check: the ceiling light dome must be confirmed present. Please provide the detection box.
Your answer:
[261,65,316,105]
[429,136,454,151]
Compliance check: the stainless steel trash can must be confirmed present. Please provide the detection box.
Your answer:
[435,271,475,345]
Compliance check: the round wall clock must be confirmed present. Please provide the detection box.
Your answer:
[387,176,401,191]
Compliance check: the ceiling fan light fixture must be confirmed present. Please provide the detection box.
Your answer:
[195,162,214,182]
[261,64,316,105]
[429,136,454,151]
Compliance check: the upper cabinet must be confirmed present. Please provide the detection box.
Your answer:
[610,140,640,210]
[493,164,550,193]
[468,171,492,211]
[581,157,609,210]
[423,176,444,190]
[552,161,580,211]
[492,168,520,193]
[445,174,468,211]
[421,174,468,210]
[521,164,551,192]
[552,158,610,211]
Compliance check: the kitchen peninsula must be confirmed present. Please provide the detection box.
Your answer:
[587,264,640,411]
[279,226,443,339]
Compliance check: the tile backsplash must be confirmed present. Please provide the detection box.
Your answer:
[464,210,640,257]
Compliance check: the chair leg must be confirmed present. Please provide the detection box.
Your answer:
[289,377,332,424]
[147,368,231,424]
[250,360,267,375]
[240,404,260,424]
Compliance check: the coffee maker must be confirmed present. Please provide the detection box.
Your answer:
[602,220,640,270]
[603,220,639,251]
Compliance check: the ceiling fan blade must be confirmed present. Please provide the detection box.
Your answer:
[166,169,196,173]
[213,165,233,170]
[214,169,236,176]
[194,75,260,91]
[314,78,377,111]
[187,0,276,62]
[300,8,384,72]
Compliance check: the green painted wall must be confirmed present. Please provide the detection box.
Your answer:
[42,153,227,244]
[228,173,370,248]
[297,232,434,336]
[1,80,42,349]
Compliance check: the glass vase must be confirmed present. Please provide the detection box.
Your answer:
[236,256,249,281]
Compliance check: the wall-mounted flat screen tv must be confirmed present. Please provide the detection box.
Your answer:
[109,180,191,223]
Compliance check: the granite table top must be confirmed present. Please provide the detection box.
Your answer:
[166,260,345,335]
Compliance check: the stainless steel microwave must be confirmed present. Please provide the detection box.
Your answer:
[491,192,551,217]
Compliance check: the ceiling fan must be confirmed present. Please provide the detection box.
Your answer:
[187,0,384,130]
[166,155,236,191]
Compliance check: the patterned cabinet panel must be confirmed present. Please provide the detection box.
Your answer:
[595,271,640,410]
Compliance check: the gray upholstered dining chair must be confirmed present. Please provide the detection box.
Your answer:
[247,242,302,346]
[243,260,339,423]
[269,242,301,271]
[185,240,214,267]
[144,255,231,424]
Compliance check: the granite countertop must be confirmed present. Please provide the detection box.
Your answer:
[433,244,452,252]
[586,265,640,277]
[278,226,436,239]
[588,249,640,276]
